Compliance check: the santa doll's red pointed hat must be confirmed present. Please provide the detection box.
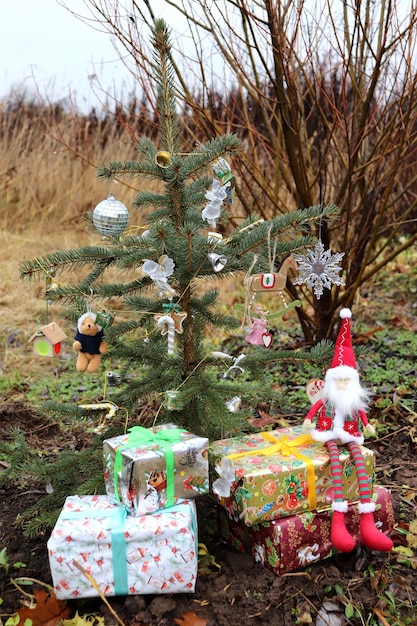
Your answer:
[325,308,359,381]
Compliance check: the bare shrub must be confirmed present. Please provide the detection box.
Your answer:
[71,0,417,341]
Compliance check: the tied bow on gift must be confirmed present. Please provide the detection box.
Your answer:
[227,432,317,511]
[114,426,186,509]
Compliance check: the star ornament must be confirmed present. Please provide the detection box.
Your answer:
[293,240,345,299]
[154,310,187,334]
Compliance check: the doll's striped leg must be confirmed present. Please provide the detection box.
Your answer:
[347,442,393,552]
[326,440,355,552]
[326,439,345,503]
[346,442,372,503]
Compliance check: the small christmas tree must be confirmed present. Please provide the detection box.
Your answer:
[20,20,335,442]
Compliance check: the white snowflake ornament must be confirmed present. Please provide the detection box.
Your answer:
[293,240,345,299]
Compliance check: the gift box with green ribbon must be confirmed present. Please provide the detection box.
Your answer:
[217,485,393,576]
[209,425,374,526]
[47,495,198,599]
[103,424,209,515]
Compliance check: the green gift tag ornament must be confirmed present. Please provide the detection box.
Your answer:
[96,310,115,329]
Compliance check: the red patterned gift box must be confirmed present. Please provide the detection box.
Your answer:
[209,425,374,526]
[217,485,394,576]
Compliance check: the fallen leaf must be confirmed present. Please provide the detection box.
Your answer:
[197,543,221,575]
[394,546,414,557]
[15,588,72,626]
[61,612,104,626]
[356,325,384,342]
[173,611,207,626]
[409,427,417,443]
[247,409,281,428]
[0,547,9,572]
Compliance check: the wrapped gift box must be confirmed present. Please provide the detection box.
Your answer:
[103,424,209,515]
[48,495,198,599]
[210,425,374,525]
[217,485,394,576]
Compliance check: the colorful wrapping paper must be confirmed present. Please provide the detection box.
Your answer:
[210,425,374,525]
[47,495,198,599]
[217,485,394,576]
[103,423,209,515]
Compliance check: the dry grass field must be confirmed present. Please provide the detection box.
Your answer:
[0,98,147,381]
[1,228,85,378]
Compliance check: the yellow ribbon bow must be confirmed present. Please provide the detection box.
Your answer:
[227,432,317,511]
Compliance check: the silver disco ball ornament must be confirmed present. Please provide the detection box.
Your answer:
[93,193,129,236]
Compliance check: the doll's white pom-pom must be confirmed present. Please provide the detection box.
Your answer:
[339,308,352,319]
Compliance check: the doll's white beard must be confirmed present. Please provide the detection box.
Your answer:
[324,378,370,416]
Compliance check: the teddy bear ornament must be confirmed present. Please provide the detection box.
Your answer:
[73,312,108,373]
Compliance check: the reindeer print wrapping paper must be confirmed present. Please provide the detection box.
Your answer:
[217,485,393,575]
[210,425,374,526]
[48,495,198,599]
[103,424,209,515]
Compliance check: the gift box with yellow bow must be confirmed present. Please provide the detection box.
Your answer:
[103,424,209,516]
[209,425,374,526]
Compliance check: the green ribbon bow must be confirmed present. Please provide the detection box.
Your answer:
[162,302,180,314]
[114,425,186,510]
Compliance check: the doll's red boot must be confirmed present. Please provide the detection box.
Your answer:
[359,512,393,551]
[331,510,355,553]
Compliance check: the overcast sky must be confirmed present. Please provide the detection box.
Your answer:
[0,0,188,111]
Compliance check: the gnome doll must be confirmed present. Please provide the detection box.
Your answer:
[303,309,393,553]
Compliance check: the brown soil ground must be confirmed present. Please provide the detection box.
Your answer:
[1,394,416,626]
